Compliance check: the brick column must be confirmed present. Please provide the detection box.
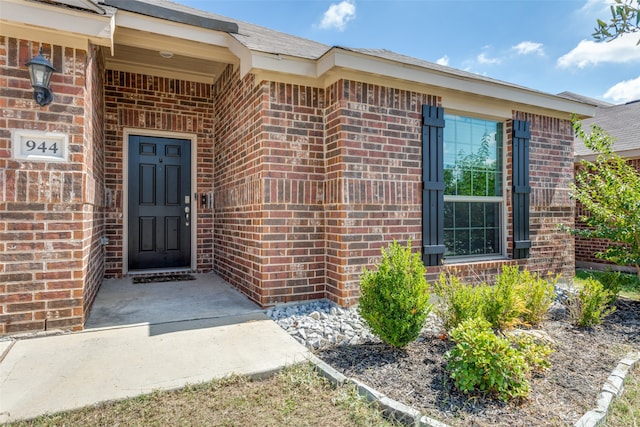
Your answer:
[0,37,105,334]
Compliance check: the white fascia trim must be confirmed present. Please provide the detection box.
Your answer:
[575,148,640,162]
[114,11,230,49]
[227,36,252,76]
[247,52,318,80]
[317,48,595,118]
[2,0,112,45]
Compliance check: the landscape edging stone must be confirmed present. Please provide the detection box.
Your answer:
[573,350,640,427]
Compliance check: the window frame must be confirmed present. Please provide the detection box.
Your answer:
[441,113,508,263]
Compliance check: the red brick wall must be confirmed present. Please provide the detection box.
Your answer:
[0,37,102,334]
[511,112,575,279]
[428,113,575,283]
[575,157,640,270]
[324,80,436,305]
[0,37,579,334]
[81,45,106,324]
[212,66,326,305]
[321,89,576,302]
[103,70,215,276]
[210,75,577,307]
[211,68,264,302]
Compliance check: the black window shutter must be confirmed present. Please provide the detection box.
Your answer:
[422,105,445,266]
[512,119,531,259]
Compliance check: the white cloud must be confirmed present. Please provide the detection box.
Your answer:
[319,0,356,31]
[557,35,640,68]
[477,53,501,65]
[580,0,615,13]
[603,75,640,102]
[436,55,449,66]
[512,41,544,56]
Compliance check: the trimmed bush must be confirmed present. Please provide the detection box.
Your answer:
[432,272,484,331]
[433,267,558,331]
[569,277,615,327]
[358,240,432,348]
[516,269,557,327]
[445,318,531,401]
[482,266,527,330]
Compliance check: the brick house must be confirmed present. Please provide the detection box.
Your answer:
[0,0,593,335]
[570,96,640,273]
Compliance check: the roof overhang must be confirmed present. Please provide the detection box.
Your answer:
[108,11,239,83]
[1,0,112,50]
[2,0,596,119]
[102,0,238,33]
[244,47,595,120]
[316,48,595,120]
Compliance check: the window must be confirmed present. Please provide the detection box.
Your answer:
[421,105,530,266]
[442,115,503,258]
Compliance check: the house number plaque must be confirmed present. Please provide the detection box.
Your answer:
[13,130,69,162]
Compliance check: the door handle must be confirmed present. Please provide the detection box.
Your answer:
[185,206,190,227]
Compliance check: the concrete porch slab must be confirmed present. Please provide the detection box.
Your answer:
[85,273,262,329]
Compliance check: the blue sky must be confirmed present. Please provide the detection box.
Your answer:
[177,0,640,104]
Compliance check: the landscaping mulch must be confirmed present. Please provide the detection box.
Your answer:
[317,298,640,426]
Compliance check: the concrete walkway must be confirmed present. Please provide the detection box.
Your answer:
[0,274,310,423]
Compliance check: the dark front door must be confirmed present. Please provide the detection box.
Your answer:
[128,135,191,270]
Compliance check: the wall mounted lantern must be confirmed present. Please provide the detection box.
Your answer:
[26,47,56,106]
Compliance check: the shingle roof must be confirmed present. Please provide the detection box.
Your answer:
[86,0,592,114]
[102,0,555,93]
[101,0,331,59]
[341,47,554,96]
[557,91,613,108]
[575,100,640,158]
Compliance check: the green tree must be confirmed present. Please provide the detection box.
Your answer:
[569,118,640,280]
[593,0,640,45]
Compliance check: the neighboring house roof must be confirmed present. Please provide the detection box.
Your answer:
[575,100,640,160]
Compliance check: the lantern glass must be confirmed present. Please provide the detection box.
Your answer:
[28,62,53,88]
[25,48,56,106]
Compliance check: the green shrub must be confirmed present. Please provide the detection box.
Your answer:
[358,240,432,348]
[515,269,557,327]
[432,272,484,331]
[433,267,558,331]
[482,266,527,330]
[508,333,553,374]
[445,318,530,401]
[569,278,616,327]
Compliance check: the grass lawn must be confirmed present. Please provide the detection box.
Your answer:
[9,364,399,427]
[574,269,640,301]
[608,363,640,427]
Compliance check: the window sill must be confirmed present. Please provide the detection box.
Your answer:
[443,255,511,265]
